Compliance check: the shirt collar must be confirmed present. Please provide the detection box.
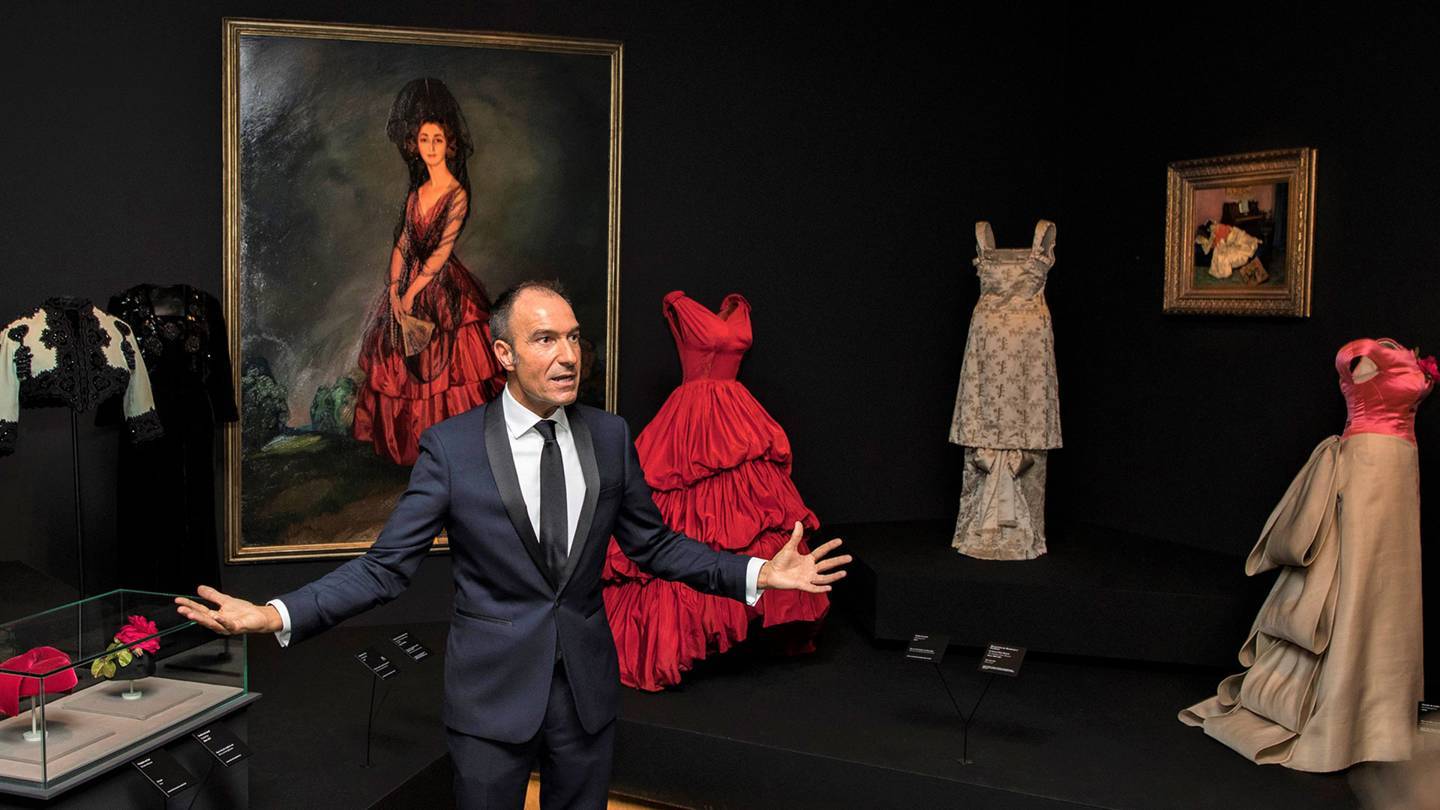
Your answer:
[502,384,570,440]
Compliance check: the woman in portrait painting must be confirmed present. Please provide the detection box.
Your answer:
[353,78,506,465]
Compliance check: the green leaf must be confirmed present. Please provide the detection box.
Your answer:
[117,649,133,667]
[91,658,105,678]
[102,661,116,679]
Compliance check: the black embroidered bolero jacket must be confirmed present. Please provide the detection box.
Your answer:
[0,297,163,456]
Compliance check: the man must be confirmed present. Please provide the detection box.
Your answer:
[176,280,848,808]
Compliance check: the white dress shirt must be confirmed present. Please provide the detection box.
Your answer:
[501,385,587,551]
[271,385,763,646]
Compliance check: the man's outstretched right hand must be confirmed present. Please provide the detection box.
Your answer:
[175,585,283,636]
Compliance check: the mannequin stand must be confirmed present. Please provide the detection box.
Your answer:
[22,700,46,742]
[70,409,86,597]
[936,665,996,765]
[360,671,395,768]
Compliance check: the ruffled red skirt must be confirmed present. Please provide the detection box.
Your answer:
[353,258,506,466]
[603,379,829,691]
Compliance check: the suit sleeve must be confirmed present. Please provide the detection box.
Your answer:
[609,422,750,602]
[273,428,452,644]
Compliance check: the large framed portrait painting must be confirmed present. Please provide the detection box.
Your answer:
[222,19,621,561]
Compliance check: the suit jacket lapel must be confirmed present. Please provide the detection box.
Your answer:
[484,399,557,591]
[558,404,601,595]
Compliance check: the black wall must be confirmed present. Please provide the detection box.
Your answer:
[1052,6,1440,693]
[1056,6,1440,553]
[0,1,1057,617]
[0,3,1432,690]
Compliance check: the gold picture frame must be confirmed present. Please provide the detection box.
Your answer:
[222,19,622,562]
[1164,147,1316,317]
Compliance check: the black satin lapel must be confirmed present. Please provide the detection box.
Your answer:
[558,405,601,595]
[484,399,556,591]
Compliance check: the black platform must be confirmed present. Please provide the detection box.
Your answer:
[605,617,1361,810]
[344,616,1360,810]
[831,520,1271,668]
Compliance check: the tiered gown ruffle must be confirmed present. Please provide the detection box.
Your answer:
[602,291,828,691]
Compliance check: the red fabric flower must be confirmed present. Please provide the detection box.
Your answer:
[1418,355,1439,383]
[114,615,161,655]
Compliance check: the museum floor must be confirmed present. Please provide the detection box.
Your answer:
[248,613,1374,809]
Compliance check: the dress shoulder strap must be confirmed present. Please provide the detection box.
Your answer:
[975,221,996,254]
[1031,220,1056,257]
[1334,338,1381,380]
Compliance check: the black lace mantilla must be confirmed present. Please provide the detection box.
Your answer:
[0,419,15,456]
[125,410,164,443]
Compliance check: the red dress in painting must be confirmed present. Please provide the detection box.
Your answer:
[354,187,505,465]
[602,290,829,691]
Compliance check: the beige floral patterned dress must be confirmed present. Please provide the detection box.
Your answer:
[949,220,1060,560]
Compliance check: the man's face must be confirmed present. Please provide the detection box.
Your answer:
[495,290,582,416]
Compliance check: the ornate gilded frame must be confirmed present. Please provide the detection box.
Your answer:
[1164,148,1316,317]
[222,19,623,562]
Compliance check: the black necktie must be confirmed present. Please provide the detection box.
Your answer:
[534,419,568,584]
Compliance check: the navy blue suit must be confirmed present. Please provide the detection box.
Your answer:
[276,398,750,804]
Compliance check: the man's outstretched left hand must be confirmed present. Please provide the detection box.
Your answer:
[757,522,851,593]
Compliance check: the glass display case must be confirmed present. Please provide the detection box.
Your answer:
[0,589,253,799]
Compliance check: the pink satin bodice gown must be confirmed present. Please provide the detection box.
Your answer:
[601,291,829,691]
[1181,338,1431,772]
[1337,338,1430,442]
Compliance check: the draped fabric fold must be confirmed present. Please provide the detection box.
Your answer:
[1181,436,1345,765]
[974,448,1034,531]
[1246,437,1340,575]
[952,447,1047,560]
[1243,436,1342,660]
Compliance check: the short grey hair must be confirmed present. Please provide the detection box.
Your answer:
[489,279,573,345]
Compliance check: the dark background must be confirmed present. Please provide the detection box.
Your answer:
[0,3,1434,692]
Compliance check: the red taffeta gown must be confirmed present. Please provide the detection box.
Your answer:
[603,290,829,691]
[353,187,506,465]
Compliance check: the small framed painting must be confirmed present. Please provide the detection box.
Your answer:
[1163,148,1316,317]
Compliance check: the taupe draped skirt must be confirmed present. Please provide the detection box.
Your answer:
[1180,434,1424,772]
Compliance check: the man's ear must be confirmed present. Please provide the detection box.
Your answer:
[494,338,515,371]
